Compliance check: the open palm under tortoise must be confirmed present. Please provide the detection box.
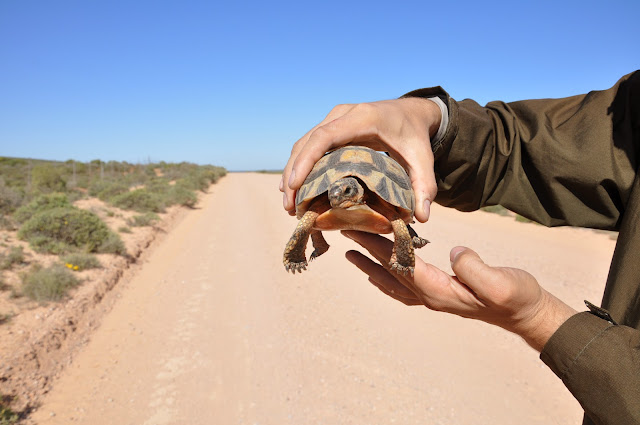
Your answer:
[283,146,429,276]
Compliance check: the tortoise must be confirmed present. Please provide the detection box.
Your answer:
[283,146,429,276]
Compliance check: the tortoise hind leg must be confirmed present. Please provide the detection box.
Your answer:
[310,230,330,261]
[283,210,319,273]
[408,225,429,249]
[389,218,415,277]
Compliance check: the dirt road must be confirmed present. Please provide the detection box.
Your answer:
[29,173,616,425]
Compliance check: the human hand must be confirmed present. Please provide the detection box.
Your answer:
[280,98,442,223]
[342,230,577,352]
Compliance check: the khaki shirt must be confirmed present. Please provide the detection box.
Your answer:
[404,71,640,425]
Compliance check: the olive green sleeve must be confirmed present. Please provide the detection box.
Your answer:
[405,71,639,230]
[403,72,640,425]
[540,312,640,424]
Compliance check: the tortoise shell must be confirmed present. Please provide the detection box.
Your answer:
[295,146,415,220]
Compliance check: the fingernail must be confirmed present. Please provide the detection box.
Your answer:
[279,176,284,191]
[288,169,296,188]
[450,246,465,264]
[423,199,431,219]
[341,230,353,240]
[283,193,288,209]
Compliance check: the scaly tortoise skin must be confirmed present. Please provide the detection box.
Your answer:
[283,146,428,275]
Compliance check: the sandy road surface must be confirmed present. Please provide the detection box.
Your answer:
[29,173,616,425]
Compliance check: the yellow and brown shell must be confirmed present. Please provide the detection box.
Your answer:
[295,146,415,220]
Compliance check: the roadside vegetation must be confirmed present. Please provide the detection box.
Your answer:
[0,156,226,303]
[0,394,19,425]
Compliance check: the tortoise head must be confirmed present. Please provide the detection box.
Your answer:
[328,177,365,209]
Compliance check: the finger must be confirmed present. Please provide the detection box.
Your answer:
[282,105,354,211]
[341,230,394,262]
[281,143,301,213]
[390,143,437,223]
[288,107,375,190]
[345,250,420,303]
[449,247,503,303]
[368,277,422,306]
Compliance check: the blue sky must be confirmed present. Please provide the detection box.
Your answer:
[1,0,638,171]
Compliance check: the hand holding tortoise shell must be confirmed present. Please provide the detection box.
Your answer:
[280,98,442,224]
[283,146,429,275]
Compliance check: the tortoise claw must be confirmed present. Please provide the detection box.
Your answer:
[412,236,430,249]
[309,249,326,262]
[284,260,308,274]
[390,262,414,277]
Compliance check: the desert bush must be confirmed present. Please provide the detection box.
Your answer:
[88,180,129,201]
[110,189,165,213]
[480,205,511,216]
[167,183,198,208]
[0,180,23,216]
[13,193,71,223]
[145,178,170,193]
[17,207,123,254]
[177,173,208,192]
[0,246,25,270]
[0,394,19,424]
[118,226,132,233]
[97,233,127,255]
[21,264,79,302]
[60,253,101,271]
[127,212,159,227]
[31,165,67,193]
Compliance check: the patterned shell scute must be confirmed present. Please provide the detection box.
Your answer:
[295,146,415,214]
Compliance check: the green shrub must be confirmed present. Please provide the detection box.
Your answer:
[480,205,511,216]
[118,226,132,233]
[0,180,23,216]
[97,233,127,255]
[31,165,67,193]
[60,253,101,271]
[145,178,171,194]
[21,264,79,302]
[178,172,210,192]
[110,189,165,213]
[88,180,129,201]
[515,214,538,224]
[0,246,24,270]
[0,393,19,424]
[17,207,123,254]
[127,212,159,227]
[167,184,198,208]
[13,193,71,223]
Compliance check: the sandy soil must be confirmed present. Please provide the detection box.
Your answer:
[25,173,616,424]
[0,196,190,413]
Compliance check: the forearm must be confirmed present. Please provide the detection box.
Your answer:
[404,72,640,230]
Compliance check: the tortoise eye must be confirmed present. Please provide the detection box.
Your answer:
[344,187,353,196]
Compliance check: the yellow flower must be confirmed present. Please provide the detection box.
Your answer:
[73,265,79,271]
[65,263,72,269]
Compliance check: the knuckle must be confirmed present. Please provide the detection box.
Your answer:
[331,103,353,114]
[308,125,332,143]
[351,102,378,118]
[425,181,438,197]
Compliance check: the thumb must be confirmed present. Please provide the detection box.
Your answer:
[398,150,437,223]
[449,247,495,289]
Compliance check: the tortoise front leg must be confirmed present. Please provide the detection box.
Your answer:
[389,218,415,277]
[408,224,429,249]
[310,230,330,261]
[283,210,319,273]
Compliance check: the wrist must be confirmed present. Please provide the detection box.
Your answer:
[518,290,577,352]
[399,97,442,141]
